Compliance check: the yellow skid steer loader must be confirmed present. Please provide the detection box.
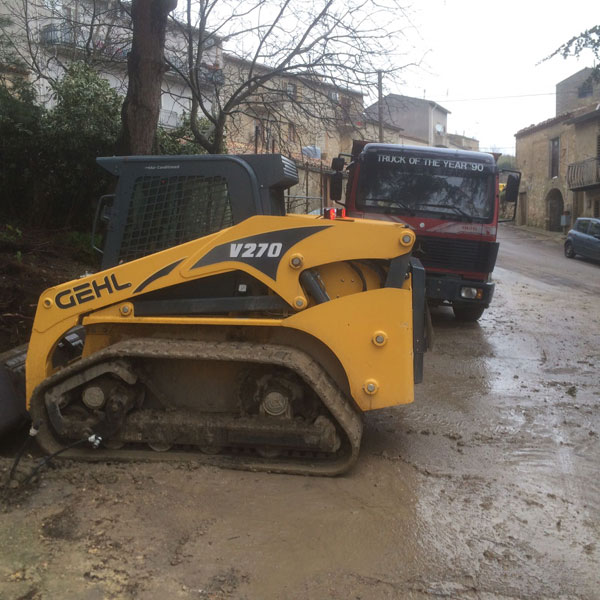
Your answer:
[11,154,426,475]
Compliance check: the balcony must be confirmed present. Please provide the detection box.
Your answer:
[165,54,224,86]
[40,23,131,60]
[567,157,600,191]
[40,23,77,46]
[197,64,224,86]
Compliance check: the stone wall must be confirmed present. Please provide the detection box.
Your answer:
[515,116,575,229]
[516,110,600,229]
[556,68,600,115]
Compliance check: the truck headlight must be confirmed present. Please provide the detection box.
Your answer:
[460,287,482,300]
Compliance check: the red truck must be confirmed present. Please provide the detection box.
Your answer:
[331,141,520,321]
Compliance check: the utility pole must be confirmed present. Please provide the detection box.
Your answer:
[378,70,384,143]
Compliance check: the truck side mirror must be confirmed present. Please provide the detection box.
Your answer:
[329,171,343,201]
[498,170,521,223]
[502,171,521,203]
[331,157,345,172]
[329,156,346,202]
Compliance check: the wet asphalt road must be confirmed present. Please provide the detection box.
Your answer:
[1,223,599,600]
[496,225,600,295]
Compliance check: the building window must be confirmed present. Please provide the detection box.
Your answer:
[550,137,560,178]
[328,90,339,102]
[286,82,297,99]
[578,80,593,98]
[254,119,279,152]
[288,122,297,143]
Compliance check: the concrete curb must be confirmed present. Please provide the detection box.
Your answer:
[504,223,567,244]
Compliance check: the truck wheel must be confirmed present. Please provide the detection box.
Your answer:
[453,304,485,322]
[564,241,576,259]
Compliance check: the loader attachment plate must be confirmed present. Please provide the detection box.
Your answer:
[0,344,28,437]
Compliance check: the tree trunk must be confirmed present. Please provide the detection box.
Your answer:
[117,0,177,155]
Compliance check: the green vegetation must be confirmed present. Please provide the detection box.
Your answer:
[497,155,517,170]
[0,224,23,243]
[0,80,44,226]
[157,116,213,155]
[40,63,123,229]
[546,25,600,81]
[0,66,120,230]
[549,25,600,63]
[0,66,209,237]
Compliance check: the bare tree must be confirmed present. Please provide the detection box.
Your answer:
[164,0,417,154]
[118,0,178,154]
[1,0,417,158]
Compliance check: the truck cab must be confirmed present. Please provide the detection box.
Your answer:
[332,142,520,321]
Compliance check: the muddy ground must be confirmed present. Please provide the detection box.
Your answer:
[0,224,598,599]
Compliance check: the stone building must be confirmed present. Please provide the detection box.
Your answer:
[220,54,365,212]
[515,68,600,230]
[362,93,479,151]
[447,133,479,151]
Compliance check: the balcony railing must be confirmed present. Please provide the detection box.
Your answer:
[159,109,182,129]
[567,157,600,190]
[40,23,131,60]
[40,23,77,46]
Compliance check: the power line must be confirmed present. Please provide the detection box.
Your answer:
[435,92,556,103]
[480,146,516,150]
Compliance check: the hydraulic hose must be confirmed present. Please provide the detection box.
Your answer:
[8,420,41,482]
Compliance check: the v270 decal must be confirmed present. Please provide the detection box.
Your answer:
[229,242,283,259]
[193,226,328,279]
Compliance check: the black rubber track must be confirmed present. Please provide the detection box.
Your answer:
[29,338,364,476]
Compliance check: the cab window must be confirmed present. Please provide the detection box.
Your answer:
[121,175,233,263]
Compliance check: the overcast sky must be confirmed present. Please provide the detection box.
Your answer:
[394,0,598,155]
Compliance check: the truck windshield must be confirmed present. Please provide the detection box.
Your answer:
[355,152,495,222]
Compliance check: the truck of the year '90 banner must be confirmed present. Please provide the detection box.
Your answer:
[330,141,521,322]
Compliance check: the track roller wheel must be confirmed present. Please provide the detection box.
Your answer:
[148,442,172,452]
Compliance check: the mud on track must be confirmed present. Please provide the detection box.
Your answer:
[1,225,599,599]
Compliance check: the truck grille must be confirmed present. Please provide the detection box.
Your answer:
[412,236,499,273]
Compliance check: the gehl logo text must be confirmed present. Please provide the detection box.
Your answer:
[55,274,132,309]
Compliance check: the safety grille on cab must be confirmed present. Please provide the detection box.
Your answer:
[119,175,234,263]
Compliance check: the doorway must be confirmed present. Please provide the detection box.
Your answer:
[546,189,564,232]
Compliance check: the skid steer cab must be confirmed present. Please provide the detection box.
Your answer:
[24,153,426,476]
